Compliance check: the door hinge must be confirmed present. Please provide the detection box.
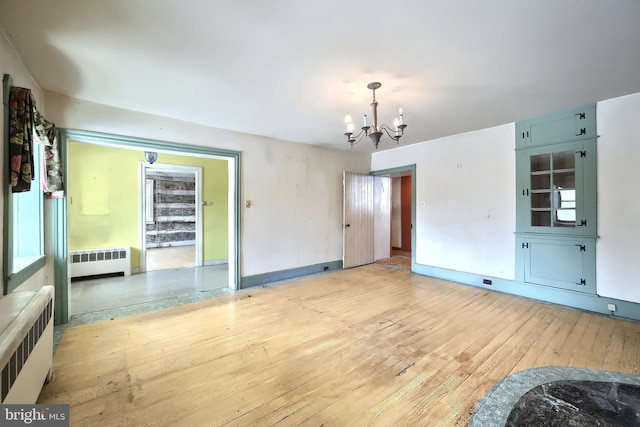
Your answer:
[575,128,586,136]
[521,131,529,139]
[575,244,586,252]
[576,219,587,227]
[522,189,529,196]
[579,278,586,286]
[576,150,586,158]
[575,112,586,120]
[522,242,529,249]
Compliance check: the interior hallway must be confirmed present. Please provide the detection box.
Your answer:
[376,249,411,270]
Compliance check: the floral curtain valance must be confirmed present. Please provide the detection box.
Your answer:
[8,86,63,196]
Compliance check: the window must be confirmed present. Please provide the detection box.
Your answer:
[11,143,45,270]
[5,140,46,292]
[3,80,48,293]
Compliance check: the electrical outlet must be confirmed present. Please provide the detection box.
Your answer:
[482,279,492,285]
[607,303,617,312]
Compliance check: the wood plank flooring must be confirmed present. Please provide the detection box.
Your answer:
[39,265,640,426]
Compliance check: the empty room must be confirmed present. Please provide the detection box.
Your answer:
[1,1,640,426]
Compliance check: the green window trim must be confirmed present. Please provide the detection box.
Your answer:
[3,74,47,294]
[5,256,47,292]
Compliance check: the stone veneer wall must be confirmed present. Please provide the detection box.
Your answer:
[146,171,196,247]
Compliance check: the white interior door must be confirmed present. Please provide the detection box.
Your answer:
[343,172,391,268]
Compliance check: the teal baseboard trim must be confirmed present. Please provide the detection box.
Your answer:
[413,263,640,322]
[240,260,343,290]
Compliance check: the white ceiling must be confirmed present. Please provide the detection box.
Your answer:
[1,1,639,152]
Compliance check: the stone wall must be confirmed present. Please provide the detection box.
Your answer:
[146,171,196,247]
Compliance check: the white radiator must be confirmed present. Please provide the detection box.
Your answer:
[70,247,132,278]
[0,285,54,404]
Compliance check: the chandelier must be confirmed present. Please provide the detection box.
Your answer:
[344,82,407,149]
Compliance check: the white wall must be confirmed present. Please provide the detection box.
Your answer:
[44,92,370,277]
[3,25,369,283]
[0,29,53,292]
[372,124,516,280]
[596,92,640,303]
[373,92,640,305]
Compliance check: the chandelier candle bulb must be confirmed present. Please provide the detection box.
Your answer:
[399,108,404,125]
[344,115,352,132]
[394,118,400,136]
[363,114,368,127]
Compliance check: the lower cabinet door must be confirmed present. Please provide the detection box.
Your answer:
[518,235,596,294]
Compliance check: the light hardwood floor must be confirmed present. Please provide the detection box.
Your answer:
[146,245,196,270]
[40,265,640,426]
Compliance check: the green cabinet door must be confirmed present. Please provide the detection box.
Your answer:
[516,103,596,149]
[516,139,597,236]
[517,235,596,294]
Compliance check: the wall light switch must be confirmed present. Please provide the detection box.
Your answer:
[607,303,616,312]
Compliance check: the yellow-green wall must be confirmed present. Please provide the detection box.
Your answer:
[68,141,229,268]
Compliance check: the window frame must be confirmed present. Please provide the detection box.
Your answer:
[3,74,46,294]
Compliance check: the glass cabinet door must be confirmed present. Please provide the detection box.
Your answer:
[530,151,576,228]
[551,151,576,227]
[530,153,552,227]
[516,139,595,236]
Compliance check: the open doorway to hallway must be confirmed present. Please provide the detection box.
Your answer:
[142,166,201,272]
[375,169,413,271]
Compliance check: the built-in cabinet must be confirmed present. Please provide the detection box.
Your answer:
[515,104,597,293]
[516,104,597,148]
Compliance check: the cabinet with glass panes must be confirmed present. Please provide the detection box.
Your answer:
[515,103,597,294]
[516,138,596,236]
[531,150,575,227]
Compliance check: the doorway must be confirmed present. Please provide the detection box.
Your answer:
[53,129,241,325]
[140,164,203,272]
[372,165,416,271]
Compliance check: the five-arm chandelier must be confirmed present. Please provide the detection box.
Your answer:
[343,82,407,149]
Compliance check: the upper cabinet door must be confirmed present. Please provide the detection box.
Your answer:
[516,139,597,236]
[516,103,596,149]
